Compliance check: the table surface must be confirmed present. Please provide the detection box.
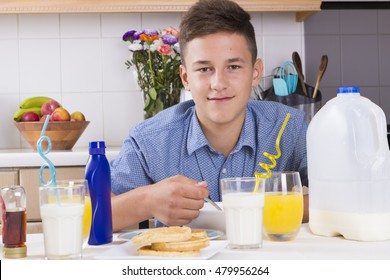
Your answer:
[1,224,390,260]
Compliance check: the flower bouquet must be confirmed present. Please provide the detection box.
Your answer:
[123,28,183,118]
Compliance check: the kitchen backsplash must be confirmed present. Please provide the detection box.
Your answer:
[0,12,305,149]
[304,9,390,121]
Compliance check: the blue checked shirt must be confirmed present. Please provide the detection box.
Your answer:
[110,99,308,202]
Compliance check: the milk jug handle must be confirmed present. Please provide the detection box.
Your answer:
[372,107,388,153]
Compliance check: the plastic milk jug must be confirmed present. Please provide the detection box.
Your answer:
[307,86,390,241]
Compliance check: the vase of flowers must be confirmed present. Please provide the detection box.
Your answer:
[123,28,183,118]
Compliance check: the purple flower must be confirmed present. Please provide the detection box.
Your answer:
[143,29,159,37]
[133,30,144,40]
[162,34,178,45]
[122,30,136,41]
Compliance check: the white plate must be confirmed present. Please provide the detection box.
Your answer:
[94,240,228,260]
[117,228,224,241]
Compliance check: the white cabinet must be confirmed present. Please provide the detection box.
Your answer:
[0,170,18,186]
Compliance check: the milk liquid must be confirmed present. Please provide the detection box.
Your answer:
[222,192,264,247]
[310,209,390,241]
[40,203,84,259]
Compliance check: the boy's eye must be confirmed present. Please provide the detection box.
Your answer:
[198,67,211,73]
[228,65,241,70]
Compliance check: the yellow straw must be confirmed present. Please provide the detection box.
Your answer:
[253,113,291,192]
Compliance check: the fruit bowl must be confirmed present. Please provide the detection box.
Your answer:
[14,121,90,150]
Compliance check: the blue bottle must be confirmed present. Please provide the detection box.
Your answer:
[85,141,113,245]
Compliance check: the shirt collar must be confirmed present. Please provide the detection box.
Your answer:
[187,107,256,156]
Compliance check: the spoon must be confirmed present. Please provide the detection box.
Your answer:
[312,55,328,99]
[204,197,222,211]
[292,51,308,96]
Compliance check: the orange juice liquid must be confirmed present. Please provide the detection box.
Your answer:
[263,192,303,234]
[83,196,92,242]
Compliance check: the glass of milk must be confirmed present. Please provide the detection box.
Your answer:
[262,171,303,241]
[220,177,265,249]
[39,180,86,259]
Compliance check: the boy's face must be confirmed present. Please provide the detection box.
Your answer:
[180,32,263,128]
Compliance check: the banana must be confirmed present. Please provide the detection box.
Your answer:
[19,96,57,109]
[13,107,42,122]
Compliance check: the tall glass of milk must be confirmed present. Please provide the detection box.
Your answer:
[39,180,86,259]
[220,177,265,249]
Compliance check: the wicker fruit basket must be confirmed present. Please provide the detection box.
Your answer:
[15,121,89,150]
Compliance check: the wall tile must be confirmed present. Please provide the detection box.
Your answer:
[19,39,61,93]
[101,13,141,38]
[141,12,183,30]
[61,38,102,93]
[0,40,19,93]
[305,35,341,88]
[60,14,101,38]
[0,94,20,149]
[263,12,302,36]
[340,10,377,35]
[378,10,390,35]
[379,35,390,86]
[263,35,302,76]
[0,15,17,39]
[341,35,379,87]
[103,91,144,146]
[305,10,340,35]
[102,38,137,92]
[19,14,59,38]
[359,86,380,107]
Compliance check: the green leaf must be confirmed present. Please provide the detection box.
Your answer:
[144,94,151,110]
[149,88,158,100]
[155,99,164,112]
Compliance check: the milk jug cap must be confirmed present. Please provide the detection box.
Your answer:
[89,141,106,155]
[337,86,360,94]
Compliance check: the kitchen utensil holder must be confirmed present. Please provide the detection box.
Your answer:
[263,83,322,124]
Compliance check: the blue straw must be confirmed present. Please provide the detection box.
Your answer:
[37,115,58,193]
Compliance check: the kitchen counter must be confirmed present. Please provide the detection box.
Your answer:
[0,147,121,168]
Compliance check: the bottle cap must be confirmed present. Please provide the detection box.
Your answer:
[89,141,106,155]
[337,86,360,94]
[3,246,27,259]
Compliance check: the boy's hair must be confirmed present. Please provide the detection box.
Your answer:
[179,0,257,65]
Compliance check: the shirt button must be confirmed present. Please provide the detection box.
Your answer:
[222,168,227,174]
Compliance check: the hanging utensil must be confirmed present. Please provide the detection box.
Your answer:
[273,67,289,96]
[312,55,328,99]
[292,51,308,96]
[281,61,298,95]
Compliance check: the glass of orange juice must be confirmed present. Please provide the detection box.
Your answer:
[262,171,303,241]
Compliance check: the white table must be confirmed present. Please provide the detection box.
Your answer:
[1,224,390,260]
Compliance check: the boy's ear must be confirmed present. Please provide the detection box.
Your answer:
[180,65,190,91]
[252,58,264,87]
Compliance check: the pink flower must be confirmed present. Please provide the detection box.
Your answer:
[161,27,180,38]
[158,44,172,55]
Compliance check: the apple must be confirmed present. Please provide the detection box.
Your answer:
[51,107,71,121]
[41,100,60,115]
[21,111,40,122]
[40,114,50,122]
[70,111,86,121]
